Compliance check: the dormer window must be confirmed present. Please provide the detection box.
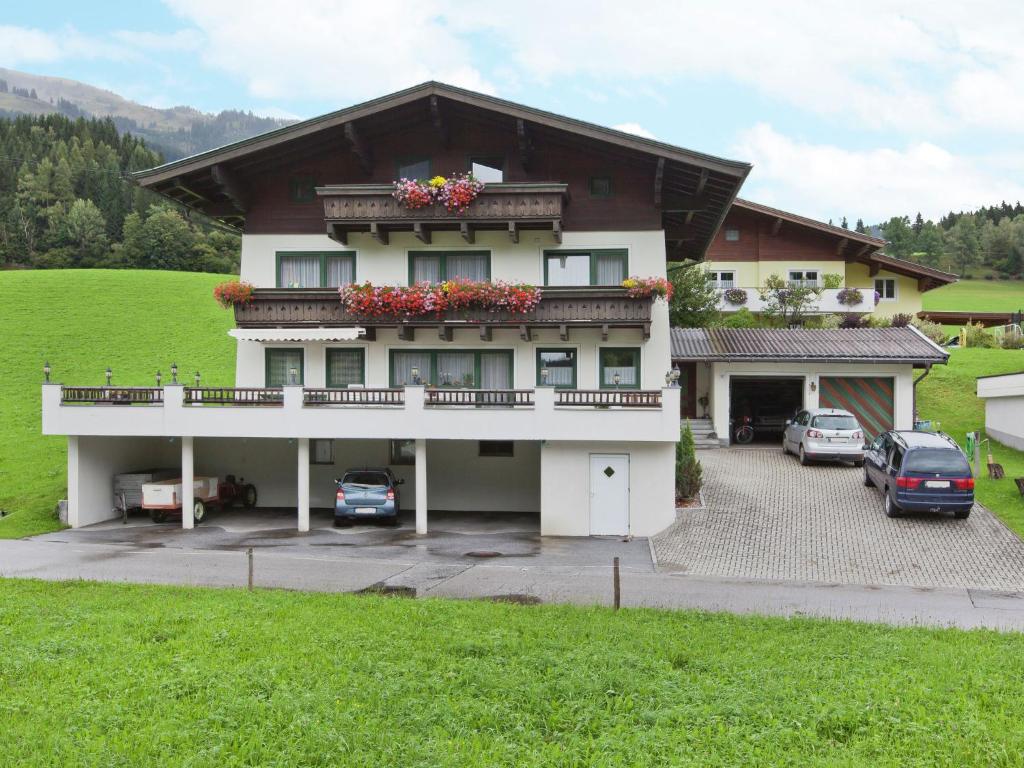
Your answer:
[724,227,740,241]
[288,175,316,203]
[397,157,430,181]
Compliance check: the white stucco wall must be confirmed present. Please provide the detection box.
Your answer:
[540,440,675,537]
[706,361,917,442]
[978,373,1024,451]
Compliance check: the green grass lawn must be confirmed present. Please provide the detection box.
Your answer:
[0,269,235,538]
[923,278,1024,313]
[2,578,1024,766]
[917,348,1024,536]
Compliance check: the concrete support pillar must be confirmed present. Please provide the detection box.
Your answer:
[67,435,80,528]
[415,438,427,535]
[297,437,310,532]
[181,436,194,530]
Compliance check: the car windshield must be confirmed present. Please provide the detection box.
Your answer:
[811,415,858,430]
[904,449,970,475]
[343,472,389,487]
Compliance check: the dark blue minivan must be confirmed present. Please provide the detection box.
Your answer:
[863,431,974,519]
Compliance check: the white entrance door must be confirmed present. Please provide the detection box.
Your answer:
[589,454,629,535]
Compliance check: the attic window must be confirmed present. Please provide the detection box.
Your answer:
[588,176,613,197]
[289,175,316,203]
[397,157,431,181]
[724,227,740,241]
[470,156,503,183]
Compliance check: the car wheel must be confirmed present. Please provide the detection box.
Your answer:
[799,445,811,466]
[334,518,352,528]
[884,492,900,518]
[243,484,257,509]
[150,510,167,523]
[954,508,971,520]
[782,440,790,456]
[192,499,206,524]
[863,468,873,487]
[387,516,401,528]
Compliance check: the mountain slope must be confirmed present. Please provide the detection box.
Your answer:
[0,66,294,160]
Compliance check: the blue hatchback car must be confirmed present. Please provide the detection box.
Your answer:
[334,468,403,527]
[863,431,974,519]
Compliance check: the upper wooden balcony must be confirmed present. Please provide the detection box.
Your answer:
[317,182,568,245]
[234,286,653,340]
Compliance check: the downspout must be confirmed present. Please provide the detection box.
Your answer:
[912,364,932,428]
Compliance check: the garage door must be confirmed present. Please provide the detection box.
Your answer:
[819,376,894,439]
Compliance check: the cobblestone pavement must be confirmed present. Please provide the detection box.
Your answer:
[652,448,1024,590]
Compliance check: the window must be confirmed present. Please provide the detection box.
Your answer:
[599,347,640,389]
[389,440,416,466]
[588,176,613,197]
[536,348,577,388]
[874,278,897,300]
[397,157,430,180]
[325,348,365,388]
[788,270,820,288]
[708,270,736,289]
[543,249,628,286]
[479,440,514,457]
[469,156,503,183]
[265,348,303,386]
[288,175,316,203]
[409,251,490,284]
[310,439,335,465]
[277,252,356,288]
[724,227,740,241]
[390,350,513,388]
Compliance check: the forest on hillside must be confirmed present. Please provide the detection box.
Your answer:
[0,114,239,273]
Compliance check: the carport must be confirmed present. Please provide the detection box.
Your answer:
[670,326,949,446]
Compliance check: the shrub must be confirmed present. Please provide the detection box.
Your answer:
[1001,332,1024,349]
[676,422,703,502]
[822,273,843,289]
[890,313,914,327]
[836,287,864,306]
[719,307,759,328]
[911,317,947,344]
[839,314,868,329]
[815,313,843,329]
[723,287,748,305]
[964,322,998,348]
[867,314,892,328]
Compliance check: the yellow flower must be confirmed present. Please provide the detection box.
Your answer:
[622,278,637,289]
[428,175,447,188]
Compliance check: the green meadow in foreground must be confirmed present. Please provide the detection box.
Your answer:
[916,348,1024,537]
[0,269,235,538]
[1,578,1023,766]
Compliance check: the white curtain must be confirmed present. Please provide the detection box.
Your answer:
[546,253,590,286]
[326,257,354,287]
[437,352,475,387]
[327,349,362,387]
[446,253,488,281]
[595,253,625,285]
[539,351,574,387]
[412,255,442,284]
[279,255,320,288]
[266,349,302,386]
[601,350,637,387]
[392,352,432,386]
[480,353,511,389]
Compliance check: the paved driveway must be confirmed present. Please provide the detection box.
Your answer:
[653,448,1024,591]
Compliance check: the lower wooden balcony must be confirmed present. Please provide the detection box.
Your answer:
[234,286,654,340]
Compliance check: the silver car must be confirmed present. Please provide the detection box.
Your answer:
[783,408,866,466]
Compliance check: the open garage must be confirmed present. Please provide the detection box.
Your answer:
[728,376,804,444]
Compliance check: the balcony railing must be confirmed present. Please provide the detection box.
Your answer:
[425,389,534,407]
[716,287,875,315]
[318,182,568,244]
[556,390,663,408]
[61,386,164,405]
[304,388,405,406]
[184,387,284,406]
[234,286,653,338]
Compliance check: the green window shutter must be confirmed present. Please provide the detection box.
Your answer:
[265,348,304,386]
[326,349,365,387]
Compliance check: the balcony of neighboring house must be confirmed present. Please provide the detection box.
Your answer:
[318,182,568,246]
[234,285,655,341]
[42,383,680,444]
[715,285,875,315]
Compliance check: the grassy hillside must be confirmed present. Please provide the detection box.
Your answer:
[4,578,1024,765]
[917,348,1024,536]
[0,270,235,538]
[923,279,1024,313]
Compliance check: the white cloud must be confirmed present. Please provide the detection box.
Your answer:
[733,123,1024,222]
[0,25,63,64]
[162,0,494,102]
[612,122,656,139]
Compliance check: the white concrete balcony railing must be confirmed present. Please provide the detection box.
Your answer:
[716,287,875,315]
[43,384,680,443]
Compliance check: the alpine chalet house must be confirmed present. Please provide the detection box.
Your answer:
[42,82,750,536]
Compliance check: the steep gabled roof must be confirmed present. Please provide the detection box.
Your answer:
[670,326,948,365]
[733,198,886,249]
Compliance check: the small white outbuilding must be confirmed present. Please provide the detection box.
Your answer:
[977,371,1024,451]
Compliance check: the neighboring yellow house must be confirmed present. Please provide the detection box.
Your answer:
[702,199,956,318]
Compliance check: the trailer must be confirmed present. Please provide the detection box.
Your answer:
[113,468,177,520]
[142,476,221,523]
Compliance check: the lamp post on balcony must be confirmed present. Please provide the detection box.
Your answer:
[194,371,201,387]
[540,368,550,385]
[411,366,421,385]
[171,362,178,384]
[288,367,298,385]
[155,370,162,387]
[43,361,51,383]
[613,372,621,391]
[105,367,112,387]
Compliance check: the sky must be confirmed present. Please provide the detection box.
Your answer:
[2,0,1024,224]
